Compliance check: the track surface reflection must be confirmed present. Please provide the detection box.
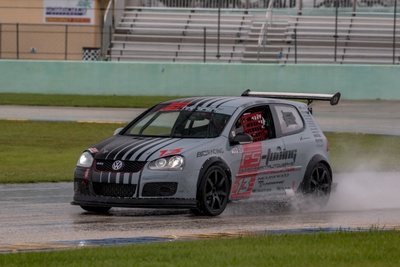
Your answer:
[1,172,399,248]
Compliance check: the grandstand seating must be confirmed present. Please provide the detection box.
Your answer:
[107,6,400,64]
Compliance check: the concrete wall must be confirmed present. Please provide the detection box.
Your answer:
[0,0,105,24]
[1,60,399,100]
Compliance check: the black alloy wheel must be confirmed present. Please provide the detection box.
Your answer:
[300,162,332,209]
[192,163,230,216]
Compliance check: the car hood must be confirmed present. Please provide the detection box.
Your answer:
[89,135,223,162]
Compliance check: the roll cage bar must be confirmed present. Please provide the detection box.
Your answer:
[241,89,341,114]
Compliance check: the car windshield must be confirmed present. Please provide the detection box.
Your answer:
[123,105,230,138]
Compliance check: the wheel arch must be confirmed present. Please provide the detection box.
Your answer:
[196,156,232,189]
[299,154,332,192]
[192,156,232,216]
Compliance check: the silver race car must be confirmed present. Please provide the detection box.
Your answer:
[72,90,340,216]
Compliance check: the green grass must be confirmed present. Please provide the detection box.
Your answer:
[0,93,185,108]
[326,132,400,172]
[1,95,399,264]
[1,120,399,184]
[0,120,124,183]
[1,231,399,266]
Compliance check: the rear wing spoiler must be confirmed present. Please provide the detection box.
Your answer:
[241,90,341,113]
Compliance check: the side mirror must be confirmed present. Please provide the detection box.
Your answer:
[230,133,253,145]
[114,127,123,135]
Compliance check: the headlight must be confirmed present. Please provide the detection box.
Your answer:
[148,155,185,171]
[77,151,94,167]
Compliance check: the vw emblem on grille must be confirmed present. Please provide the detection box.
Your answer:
[112,160,124,171]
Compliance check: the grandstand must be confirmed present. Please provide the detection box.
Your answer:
[1,0,399,64]
[104,0,400,64]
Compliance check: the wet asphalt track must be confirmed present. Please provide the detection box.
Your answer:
[1,100,400,252]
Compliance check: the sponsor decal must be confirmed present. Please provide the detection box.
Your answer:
[252,180,284,193]
[231,147,243,154]
[265,148,297,166]
[231,147,238,154]
[159,148,183,157]
[281,111,297,127]
[257,173,289,183]
[259,180,284,186]
[231,142,262,198]
[88,147,98,153]
[316,139,325,147]
[197,148,224,157]
[159,102,191,111]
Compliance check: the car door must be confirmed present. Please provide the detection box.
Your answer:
[229,105,287,199]
[272,103,310,193]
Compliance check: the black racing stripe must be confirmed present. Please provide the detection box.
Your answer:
[185,97,209,107]
[214,97,241,108]
[113,137,157,160]
[192,97,218,108]
[130,138,180,161]
[106,138,152,160]
[203,97,233,107]
[123,137,167,160]
[105,138,140,160]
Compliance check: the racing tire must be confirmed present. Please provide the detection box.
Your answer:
[80,205,111,214]
[297,162,332,210]
[191,163,230,216]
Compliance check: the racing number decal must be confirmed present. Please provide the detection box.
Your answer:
[231,142,263,198]
[235,177,252,195]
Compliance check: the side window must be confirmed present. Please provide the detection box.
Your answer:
[232,106,275,142]
[274,105,304,135]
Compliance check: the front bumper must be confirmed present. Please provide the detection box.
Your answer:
[71,174,197,211]
[71,194,197,209]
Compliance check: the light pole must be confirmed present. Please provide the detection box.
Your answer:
[216,0,221,60]
[393,0,397,64]
[334,0,339,63]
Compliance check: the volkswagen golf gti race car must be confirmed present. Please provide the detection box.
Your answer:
[72,90,340,216]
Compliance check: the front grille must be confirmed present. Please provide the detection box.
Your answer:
[95,160,146,173]
[142,182,178,197]
[93,182,136,198]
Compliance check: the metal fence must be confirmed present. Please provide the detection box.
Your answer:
[142,0,399,8]
[0,23,110,61]
[142,0,283,8]
[1,0,400,62]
